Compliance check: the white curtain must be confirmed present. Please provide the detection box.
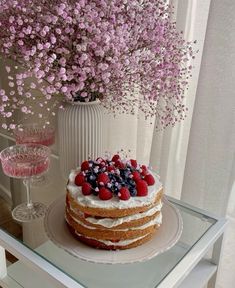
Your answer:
[181,1,235,287]
[106,0,211,199]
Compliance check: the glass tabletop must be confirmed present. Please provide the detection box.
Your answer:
[0,194,217,288]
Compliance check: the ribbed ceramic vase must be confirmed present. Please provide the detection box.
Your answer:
[58,100,104,178]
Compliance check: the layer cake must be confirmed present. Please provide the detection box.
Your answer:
[65,155,163,250]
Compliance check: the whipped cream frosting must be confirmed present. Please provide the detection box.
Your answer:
[74,232,150,247]
[67,169,163,209]
[66,211,162,232]
[70,201,162,228]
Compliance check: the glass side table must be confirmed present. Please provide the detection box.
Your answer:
[0,196,227,288]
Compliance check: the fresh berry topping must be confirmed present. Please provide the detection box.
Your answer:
[115,160,125,169]
[130,159,137,168]
[81,161,90,171]
[132,171,141,182]
[75,173,85,186]
[141,169,148,177]
[107,166,115,172]
[144,174,155,186]
[112,154,120,162]
[129,187,137,197]
[92,187,99,196]
[140,165,148,176]
[82,182,92,195]
[96,157,105,163]
[99,187,113,200]
[136,180,148,196]
[97,173,110,185]
[141,165,148,171]
[119,187,131,200]
[128,179,136,187]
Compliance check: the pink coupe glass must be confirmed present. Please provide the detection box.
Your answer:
[14,124,55,187]
[0,144,50,222]
[14,124,55,146]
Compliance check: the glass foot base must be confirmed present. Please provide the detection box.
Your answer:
[12,202,47,222]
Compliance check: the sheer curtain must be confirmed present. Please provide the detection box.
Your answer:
[181,1,235,287]
[106,0,211,199]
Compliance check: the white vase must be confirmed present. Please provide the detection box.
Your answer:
[58,100,104,178]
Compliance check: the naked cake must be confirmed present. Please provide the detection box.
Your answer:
[65,155,163,250]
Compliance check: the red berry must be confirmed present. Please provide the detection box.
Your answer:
[141,169,148,177]
[96,157,106,167]
[136,180,148,196]
[115,160,125,169]
[75,173,85,186]
[99,161,106,167]
[144,174,155,186]
[141,165,147,171]
[130,159,137,168]
[99,187,113,200]
[82,182,92,195]
[81,161,90,171]
[132,171,141,182]
[97,173,110,185]
[107,166,115,172]
[119,187,131,200]
[112,154,120,162]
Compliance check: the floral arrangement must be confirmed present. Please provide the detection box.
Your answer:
[0,0,195,130]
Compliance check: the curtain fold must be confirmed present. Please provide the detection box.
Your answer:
[104,0,211,199]
[149,0,211,198]
[180,1,235,286]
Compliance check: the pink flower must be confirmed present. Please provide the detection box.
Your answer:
[0,0,196,129]
[21,106,28,113]
[51,36,57,44]
[18,40,24,46]
[10,124,16,129]
[61,86,68,93]
[55,28,61,34]
[37,43,44,50]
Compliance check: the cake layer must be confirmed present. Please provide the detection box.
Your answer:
[66,188,163,218]
[67,224,156,250]
[67,203,162,229]
[65,209,162,241]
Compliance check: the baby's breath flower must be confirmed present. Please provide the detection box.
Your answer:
[0,0,196,129]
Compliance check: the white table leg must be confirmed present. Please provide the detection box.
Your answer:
[208,234,224,288]
[0,246,7,278]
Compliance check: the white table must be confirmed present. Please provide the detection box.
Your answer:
[0,196,227,288]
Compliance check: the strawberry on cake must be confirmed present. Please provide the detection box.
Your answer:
[65,155,163,250]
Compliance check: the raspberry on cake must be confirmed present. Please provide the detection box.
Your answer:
[65,155,163,250]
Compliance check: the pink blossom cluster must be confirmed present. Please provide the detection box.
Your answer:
[0,0,195,129]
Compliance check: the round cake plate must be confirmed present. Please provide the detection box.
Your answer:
[44,195,183,264]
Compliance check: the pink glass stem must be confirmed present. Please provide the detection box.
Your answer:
[24,179,33,209]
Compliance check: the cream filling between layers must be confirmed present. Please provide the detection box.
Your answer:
[67,170,163,209]
[70,201,162,228]
[74,232,150,246]
[66,211,162,231]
